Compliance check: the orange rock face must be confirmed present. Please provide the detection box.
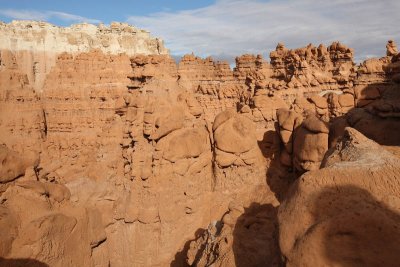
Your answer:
[0,22,400,267]
[278,128,400,267]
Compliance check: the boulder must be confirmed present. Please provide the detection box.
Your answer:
[279,128,400,267]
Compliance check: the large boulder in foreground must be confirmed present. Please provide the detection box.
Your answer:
[279,128,400,267]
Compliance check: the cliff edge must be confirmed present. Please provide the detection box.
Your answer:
[0,20,168,90]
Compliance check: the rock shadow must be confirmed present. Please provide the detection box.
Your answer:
[258,129,295,202]
[309,185,400,266]
[170,228,205,267]
[232,203,283,267]
[0,258,49,267]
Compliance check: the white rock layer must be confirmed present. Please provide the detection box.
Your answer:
[0,20,169,91]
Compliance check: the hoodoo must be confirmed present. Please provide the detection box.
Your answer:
[0,19,399,267]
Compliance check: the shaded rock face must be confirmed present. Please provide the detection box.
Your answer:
[278,128,400,267]
[186,201,282,267]
[1,24,400,267]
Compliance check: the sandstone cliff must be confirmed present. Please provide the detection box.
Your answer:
[0,20,168,91]
[0,22,399,267]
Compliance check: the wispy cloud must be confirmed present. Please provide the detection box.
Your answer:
[0,9,100,24]
[127,0,400,62]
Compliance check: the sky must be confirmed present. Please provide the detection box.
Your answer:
[0,0,399,63]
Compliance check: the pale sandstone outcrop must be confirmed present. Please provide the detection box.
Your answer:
[0,20,168,91]
[0,20,168,55]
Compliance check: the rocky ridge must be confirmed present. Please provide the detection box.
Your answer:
[0,20,168,91]
[0,21,399,267]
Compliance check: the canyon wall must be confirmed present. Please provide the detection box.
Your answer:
[0,20,399,267]
[0,20,168,91]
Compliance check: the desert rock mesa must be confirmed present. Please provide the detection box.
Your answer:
[0,21,400,267]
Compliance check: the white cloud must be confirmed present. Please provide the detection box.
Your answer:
[47,11,100,24]
[127,0,400,63]
[0,9,100,24]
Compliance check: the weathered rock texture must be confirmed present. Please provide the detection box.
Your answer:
[0,21,399,267]
[279,128,400,267]
[0,20,168,90]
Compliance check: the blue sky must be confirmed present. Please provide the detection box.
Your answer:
[0,0,215,25]
[1,0,399,63]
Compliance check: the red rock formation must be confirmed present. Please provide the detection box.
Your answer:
[187,41,400,266]
[0,50,44,183]
[279,128,400,266]
[1,26,399,267]
[269,42,355,93]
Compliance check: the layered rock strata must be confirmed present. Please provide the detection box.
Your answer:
[0,24,399,267]
[0,20,168,90]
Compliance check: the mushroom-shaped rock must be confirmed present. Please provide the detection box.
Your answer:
[293,115,329,172]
